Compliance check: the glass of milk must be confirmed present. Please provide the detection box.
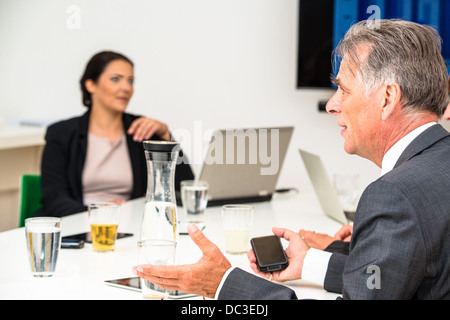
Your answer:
[222,205,254,254]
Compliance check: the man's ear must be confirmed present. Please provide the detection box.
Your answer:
[381,83,402,121]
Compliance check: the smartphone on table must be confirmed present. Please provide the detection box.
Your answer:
[61,232,133,249]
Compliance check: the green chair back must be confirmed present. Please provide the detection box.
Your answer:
[19,174,42,228]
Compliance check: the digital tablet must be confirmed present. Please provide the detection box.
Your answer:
[104,277,197,299]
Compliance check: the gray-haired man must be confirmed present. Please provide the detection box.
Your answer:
[133,20,450,300]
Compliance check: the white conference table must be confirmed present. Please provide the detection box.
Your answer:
[0,192,342,300]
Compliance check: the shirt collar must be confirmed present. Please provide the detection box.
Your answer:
[380,122,437,177]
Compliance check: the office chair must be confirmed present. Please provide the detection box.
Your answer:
[18,174,42,228]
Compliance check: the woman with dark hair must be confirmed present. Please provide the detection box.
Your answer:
[35,51,194,217]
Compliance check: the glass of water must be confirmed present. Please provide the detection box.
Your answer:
[25,217,62,277]
[181,180,209,223]
[333,173,360,222]
[137,239,176,299]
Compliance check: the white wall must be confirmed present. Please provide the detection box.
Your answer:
[4,0,447,198]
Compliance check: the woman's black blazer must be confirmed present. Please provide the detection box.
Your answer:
[35,111,194,217]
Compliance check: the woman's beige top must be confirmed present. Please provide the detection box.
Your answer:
[82,133,133,205]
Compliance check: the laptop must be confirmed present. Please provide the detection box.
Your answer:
[196,126,294,206]
[298,149,348,224]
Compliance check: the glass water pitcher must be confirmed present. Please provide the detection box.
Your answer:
[140,141,180,243]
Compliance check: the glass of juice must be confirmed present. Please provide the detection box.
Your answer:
[88,203,120,252]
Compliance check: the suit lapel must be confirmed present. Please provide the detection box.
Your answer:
[394,124,450,169]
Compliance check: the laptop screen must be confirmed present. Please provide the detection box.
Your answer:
[199,127,294,205]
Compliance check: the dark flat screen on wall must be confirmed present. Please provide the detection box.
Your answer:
[297,0,450,89]
[297,0,334,88]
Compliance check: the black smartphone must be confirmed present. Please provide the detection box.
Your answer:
[250,235,288,272]
[61,238,85,249]
[62,232,133,243]
[61,232,133,249]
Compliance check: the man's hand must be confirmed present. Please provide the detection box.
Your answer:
[248,227,309,282]
[299,224,353,250]
[334,224,353,241]
[132,224,231,299]
[127,117,171,142]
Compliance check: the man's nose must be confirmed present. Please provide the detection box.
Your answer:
[326,93,341,115]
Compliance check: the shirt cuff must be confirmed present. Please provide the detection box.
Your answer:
[214,266,236,300]
[301,248,332,287]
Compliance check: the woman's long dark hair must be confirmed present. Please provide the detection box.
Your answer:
[79,51,133,108]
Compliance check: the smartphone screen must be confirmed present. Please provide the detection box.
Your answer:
[251,235,288,272]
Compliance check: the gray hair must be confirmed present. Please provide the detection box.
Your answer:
[334,19,448,115]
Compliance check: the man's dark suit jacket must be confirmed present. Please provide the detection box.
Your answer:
[218,124,450,300]
[34,111,194,218]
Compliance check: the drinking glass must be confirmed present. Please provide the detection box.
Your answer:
[333,173,359,222]
[222,205,254,254]
[181,180,209,223]
[25,217,62,277]
[137,239,176,299]
[88,203,120,252]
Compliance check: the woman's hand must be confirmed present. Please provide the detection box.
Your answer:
[127,117,171,142]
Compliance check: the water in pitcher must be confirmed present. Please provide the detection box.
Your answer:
[141,201,178,242]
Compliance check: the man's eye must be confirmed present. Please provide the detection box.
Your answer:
[111,77,119,82]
